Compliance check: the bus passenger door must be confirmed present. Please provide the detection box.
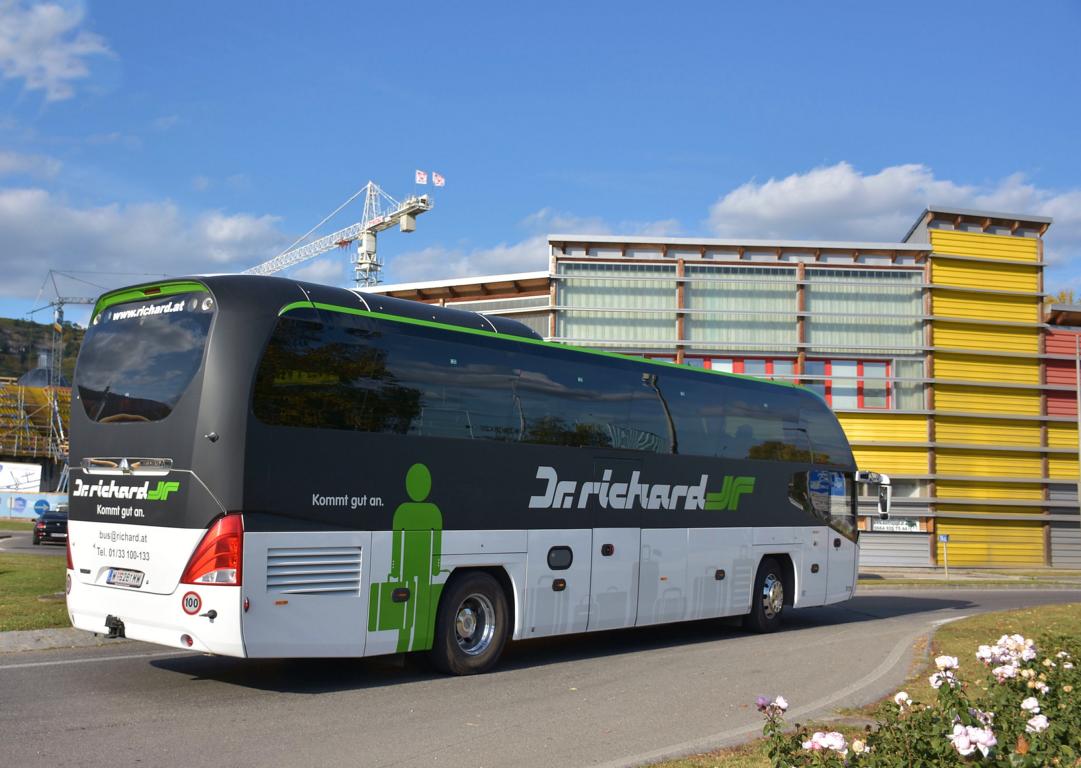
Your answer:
[524,530,592,638]
[587,528,640,631]
[637,529,688,626]
[242,531,372,657]
[817,470,858,603]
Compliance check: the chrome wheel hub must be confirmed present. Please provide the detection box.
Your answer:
[454,593,496,656]
[456,607,477,639]
[761,574,783,619]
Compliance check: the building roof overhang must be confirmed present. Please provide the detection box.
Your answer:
[903,206,1053,243]
[1047,303,1081,327]
[549,233,930,254]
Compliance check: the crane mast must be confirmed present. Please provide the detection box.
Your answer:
[244,181,431,288]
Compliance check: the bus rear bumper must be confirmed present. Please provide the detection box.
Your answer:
[66,571,246,657]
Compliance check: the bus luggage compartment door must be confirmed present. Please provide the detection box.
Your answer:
[524,530,591,638]
[587,528,640,631]
[637,529,689,626]
[242,531,372,657]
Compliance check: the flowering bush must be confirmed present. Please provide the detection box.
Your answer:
[757,633,1080,766]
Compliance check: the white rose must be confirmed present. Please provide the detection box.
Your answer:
[1025,714,1049,734]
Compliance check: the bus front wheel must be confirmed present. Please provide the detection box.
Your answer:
[744,558,784,633]
[429,571,509,675]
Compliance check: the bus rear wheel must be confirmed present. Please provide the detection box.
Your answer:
[429,571,509,675]
[743,557,784,633]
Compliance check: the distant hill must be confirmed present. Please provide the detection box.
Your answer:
[0,317,84,381]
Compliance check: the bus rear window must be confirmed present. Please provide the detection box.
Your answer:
[76,292,214,423]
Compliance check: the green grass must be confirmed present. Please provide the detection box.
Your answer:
[0,520,34,531]
[649,603,1081,768]
[0,553,69,631]
[897,602,1080,707]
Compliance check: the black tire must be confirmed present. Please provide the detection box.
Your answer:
[429,571,509,675]
[743,557,785,633]
[32,535,40,546]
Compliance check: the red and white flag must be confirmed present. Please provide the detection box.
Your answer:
[432,172,445,187]
[415,169,428,185]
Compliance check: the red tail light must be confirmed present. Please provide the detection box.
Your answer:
[36,521,46,529]
[66,536,73,570]
[180,514,243,586]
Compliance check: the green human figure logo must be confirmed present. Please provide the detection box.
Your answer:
[368,463,444,653]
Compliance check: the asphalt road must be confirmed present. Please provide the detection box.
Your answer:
[4,588,1079,768]
[0,530,66,555]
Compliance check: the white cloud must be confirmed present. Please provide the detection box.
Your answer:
[707,161,1080,249]
[384,210,682,284]
[707,161,1081,289]
[386,235,549,284]
[521,208,610,235]
[0,1,111,101]
[198,210,285,263]
[0,186,290,298]
[709,162,958,241]
[293,257,346,284]
[520,207,682,239]
[0,149,60,178]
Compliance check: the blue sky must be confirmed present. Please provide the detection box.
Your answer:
[1,0,1080,324]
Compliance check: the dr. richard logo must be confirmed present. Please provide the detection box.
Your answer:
[527,466,756,512]
[72,478,180,501]
[528,466,710,511]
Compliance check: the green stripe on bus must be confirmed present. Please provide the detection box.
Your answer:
[278,299,799,390]
[93,280,209,319]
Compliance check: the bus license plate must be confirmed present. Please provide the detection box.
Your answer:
[107,568,144,588]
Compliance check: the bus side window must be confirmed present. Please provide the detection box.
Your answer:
[800,405,855,467]
[383,324,519,442]
[656,375,722,458]
[512,348,622,449]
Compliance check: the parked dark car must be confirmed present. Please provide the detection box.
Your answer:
[32,510,68,545]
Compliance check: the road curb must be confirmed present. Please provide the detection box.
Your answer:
[0,627,131,654]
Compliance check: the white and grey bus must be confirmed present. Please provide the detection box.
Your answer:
[65,275,885,674]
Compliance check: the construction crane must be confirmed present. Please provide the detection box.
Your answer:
[30,271,98,388]
[244,181,432,288]
[28,271,97,490]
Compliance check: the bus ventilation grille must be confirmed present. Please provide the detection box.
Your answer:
[266,546,363,595]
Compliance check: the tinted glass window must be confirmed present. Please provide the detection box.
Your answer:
[801,402,854,467]
[253,310,834,465]
[254,313,516,440]
[809,469,856,540]
[655,373,811,462]
[76,292,214,423]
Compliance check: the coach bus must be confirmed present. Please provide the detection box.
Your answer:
[65,275,881,674]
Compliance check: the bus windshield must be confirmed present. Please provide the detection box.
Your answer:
[75,291,215,423]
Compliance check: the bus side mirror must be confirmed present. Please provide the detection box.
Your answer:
[878,484,892,520]
[857,470,891,520]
